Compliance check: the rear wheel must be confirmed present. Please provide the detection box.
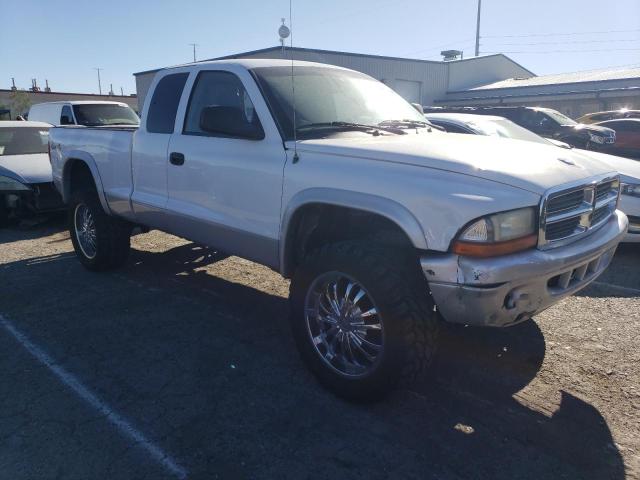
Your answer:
[290,241,439,402]
[68,189,131,271]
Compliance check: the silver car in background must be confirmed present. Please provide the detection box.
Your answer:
[0,121,63,226]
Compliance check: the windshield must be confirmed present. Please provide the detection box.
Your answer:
[72,104,140,126]
[542,109,577,126]
[0,127,50,156]
[470,118,553,145]
[252,66,426,140]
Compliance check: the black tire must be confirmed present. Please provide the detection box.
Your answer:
[289,241,439,402]
[68,188,131,271]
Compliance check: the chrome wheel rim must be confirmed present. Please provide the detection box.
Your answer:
[305,272,384,377]
[74,203,97,259]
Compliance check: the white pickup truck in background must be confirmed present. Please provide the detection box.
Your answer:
[49,59,628,400]
[28,101,139,127]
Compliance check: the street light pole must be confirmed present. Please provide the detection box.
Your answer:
[475,0,482,57]
[94,68,103,95]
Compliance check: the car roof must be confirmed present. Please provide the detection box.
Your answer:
[30,101,129,106]
[162,58,352,73]
[597,118,640,124]
[581,109,640,116]
[0,121,52,128]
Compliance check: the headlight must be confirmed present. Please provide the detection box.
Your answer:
[588,133,605,144]
[452,207,538,257]
[621,182,640,198]
[0,175,31,192]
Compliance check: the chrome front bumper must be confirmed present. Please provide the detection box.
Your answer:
[421,210,628,327]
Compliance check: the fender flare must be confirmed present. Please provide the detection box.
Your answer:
[61,150,111,214]
[279,188,428,276]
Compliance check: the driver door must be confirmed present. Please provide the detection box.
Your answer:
[165,68,286,268]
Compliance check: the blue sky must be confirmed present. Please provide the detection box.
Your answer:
[2,0,639,95]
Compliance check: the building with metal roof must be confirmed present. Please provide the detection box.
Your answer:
[133,46,639,120]
[439,65,640,118]
[133,46,534,109]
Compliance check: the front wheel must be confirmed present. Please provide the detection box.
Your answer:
[68,189,131,271]
[289,241,439,402]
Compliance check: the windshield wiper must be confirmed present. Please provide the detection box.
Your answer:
[379,119,433,130]
[296,121,404,135]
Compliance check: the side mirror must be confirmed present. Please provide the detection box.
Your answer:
[199,106,264,140]
[60,115,74,125]
[411,103,424,114]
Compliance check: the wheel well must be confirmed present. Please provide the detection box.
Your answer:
[283,204,417,277]
[66,160,96,197]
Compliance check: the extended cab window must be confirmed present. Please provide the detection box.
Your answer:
[147,72,189,134]
[60,105,74,125]
[183,71,261,137]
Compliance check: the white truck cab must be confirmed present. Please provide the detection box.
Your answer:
[28,101,139,127]
[48,59,628,401]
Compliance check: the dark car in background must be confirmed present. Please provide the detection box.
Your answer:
[595,118,640,160]
[424,106,616,150]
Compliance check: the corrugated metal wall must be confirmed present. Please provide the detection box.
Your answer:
[133,49,531,109]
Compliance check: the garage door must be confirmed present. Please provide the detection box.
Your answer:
[394,80,422,104]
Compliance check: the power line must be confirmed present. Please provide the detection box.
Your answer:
[484,47,640,54]
[484,38,640,47]
[483,28,640,39]
[401,38,475,57]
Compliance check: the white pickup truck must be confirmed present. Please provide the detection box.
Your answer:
[49,59,628,400]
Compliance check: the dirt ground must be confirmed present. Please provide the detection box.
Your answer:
[1,216,639,479]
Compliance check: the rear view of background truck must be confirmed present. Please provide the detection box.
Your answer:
[49,59,628,400]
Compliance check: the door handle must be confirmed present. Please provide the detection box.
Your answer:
[169,152,185,166]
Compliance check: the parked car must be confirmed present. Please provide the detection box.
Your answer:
[594,118,640,160]
[581,150,640,243]
[577,109,640,125]
[424,106,616,150]
[49,59,627,400]
[425,112,558,145]
[425,112,638,242]
[28,101,139,127]
[0,121,63,226]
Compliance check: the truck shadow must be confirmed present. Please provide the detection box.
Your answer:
[0,241,626,480]
[124,243,626,479]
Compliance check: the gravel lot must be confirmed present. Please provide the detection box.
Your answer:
[1,217,639,480]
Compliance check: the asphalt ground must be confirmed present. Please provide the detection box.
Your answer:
[1,216,639,480]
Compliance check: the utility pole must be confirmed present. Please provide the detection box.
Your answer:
[189,43,199,62]
[475,0,482,57]
[94,68,103,95]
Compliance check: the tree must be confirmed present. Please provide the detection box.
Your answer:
[9,91,32,118]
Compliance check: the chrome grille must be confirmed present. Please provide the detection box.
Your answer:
[539,175,619,249]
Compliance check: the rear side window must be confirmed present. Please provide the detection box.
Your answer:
[146,72,189,134]
[60,105,74,125]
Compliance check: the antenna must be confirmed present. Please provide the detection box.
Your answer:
[189,43,199,62]
[289,0,299,163]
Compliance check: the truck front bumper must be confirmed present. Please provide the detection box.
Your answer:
[420,210,628,327]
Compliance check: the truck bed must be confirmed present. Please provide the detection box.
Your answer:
[49,125,136,217]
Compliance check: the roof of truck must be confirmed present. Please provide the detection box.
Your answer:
[30,101,129,106]
[0,121,52,128]
[159,58,351,73]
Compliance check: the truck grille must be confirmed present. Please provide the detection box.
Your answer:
[539,175,619,249]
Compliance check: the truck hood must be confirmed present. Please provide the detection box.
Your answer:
[0,153,53,184]
[293,133,616,195]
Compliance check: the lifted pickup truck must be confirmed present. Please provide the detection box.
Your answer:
[49,59,628,400]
